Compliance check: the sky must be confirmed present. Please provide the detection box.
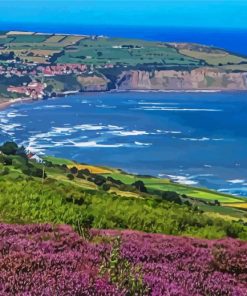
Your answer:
[0,0,247,30]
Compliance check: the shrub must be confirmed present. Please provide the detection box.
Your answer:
[0,142,18,155]
[67,174,74,180]
[70,166,78,174]
[162,191,182,204]
[131,180,147,193]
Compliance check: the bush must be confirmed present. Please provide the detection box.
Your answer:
[88,174,106,186]
[0,142,18,155]
[77,171,86,179]
[0,167,9,176]
[67,174,74,180]
[70,166,78,174]
[131,180,147,193]
[102,183,111,191]
[162,191,182,205]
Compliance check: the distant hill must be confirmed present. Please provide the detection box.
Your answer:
[1,31,247,103]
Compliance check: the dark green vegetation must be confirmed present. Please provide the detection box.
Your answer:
[1,142,247,240]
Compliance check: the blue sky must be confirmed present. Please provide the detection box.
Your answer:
[0,0,246,29]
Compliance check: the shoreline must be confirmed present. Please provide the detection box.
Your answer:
[0,97,35,111]
[1,88,247,112]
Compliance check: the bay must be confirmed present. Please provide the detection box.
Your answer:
[1,91,247,196]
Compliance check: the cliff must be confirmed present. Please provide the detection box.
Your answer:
[116,67,247,90]
[77,75,109,91]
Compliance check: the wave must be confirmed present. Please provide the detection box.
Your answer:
[96,104,116,109]
[134,106,222,112]
[156,129,182,134]
[34,104,72,110]
[0,118,9,124]
[74,124,123,131]
[138,102,179,105]
[68,140,126,148]
[134,141,152,146]
[110,130,149,136]
[0,123,22,133]
[7,112,27,118]
[180,137,223,142]
[166,174,198,185]
[218,187,247,196]
[227,179,245,184]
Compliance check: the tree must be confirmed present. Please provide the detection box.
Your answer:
[67,174,74,180]
[0,142,18,155]
[77,170,86,179]
[162,191,182,205]
[16,145,27,159]
[70,166,78,174]
[131,180,147,193]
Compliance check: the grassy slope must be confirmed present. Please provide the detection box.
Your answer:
[1,152,247,240]
[44,156,247,220]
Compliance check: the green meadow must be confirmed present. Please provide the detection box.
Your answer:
[1,142,247,241]
[1,31,246,70]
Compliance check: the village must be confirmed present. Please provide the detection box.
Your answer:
[0,60,89,99]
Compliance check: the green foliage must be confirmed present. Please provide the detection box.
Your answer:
[67,173,75,180]
[162,191,182,205]
[100,237,149,295]
[0,142,246,240]
[0,178,246,240]
[0,142,18,155]
[131,180,147,193]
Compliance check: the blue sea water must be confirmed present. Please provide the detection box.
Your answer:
[1,91,247,196]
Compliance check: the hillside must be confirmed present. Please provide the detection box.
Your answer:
[1,142,247,240]
[1,142,247,294]
[1,31,247,103]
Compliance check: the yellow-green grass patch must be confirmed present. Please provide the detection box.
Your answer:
[44,35,67,43]
[205,211,247,222]
[109,188,143,199]
[68,164,112,174]
[60,36,84,45]
[188,190,241,203]
[180,49,247,66]
[44,156,74,165]
[220,64,247,71]
[223,202,247,209]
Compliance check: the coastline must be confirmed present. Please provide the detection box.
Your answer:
[0,97,35,111]
[1,88,247,112]
[1,89,247,197]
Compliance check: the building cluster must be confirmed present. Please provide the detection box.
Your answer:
[37,64,87,76]
[0,63,88,78]
[7,81,46,100]
[0,65,37,77]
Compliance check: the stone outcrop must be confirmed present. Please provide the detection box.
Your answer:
[116,68,247,90]
[77,75,109,91]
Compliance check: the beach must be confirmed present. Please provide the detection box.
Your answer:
[0,97,42,111]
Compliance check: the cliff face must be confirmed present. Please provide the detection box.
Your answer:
[77,75,109,91]
[116,68,247,90]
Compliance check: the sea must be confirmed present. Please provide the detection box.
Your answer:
[1,91,247,197]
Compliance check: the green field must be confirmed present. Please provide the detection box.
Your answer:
[101,170,244,204]
[1,31,247,72]
[54,37,200,66]
[179,49,247,66]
